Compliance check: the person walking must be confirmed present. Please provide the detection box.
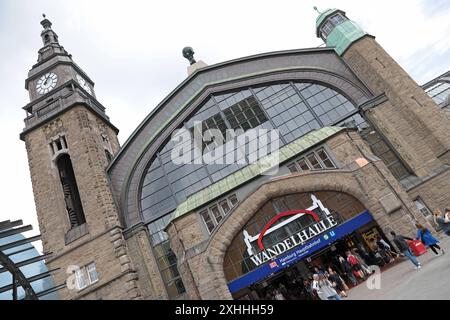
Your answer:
[351,248,372,276]
[327,267,348,298]
[376,235,398,260]
[415,223,445,256]
[346,251,366,280]
[311,274,341,300]
[434,209,450,237]
[338,255,357,286]
[390,231,421,269]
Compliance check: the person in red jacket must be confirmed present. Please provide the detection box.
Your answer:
[346,251,366,281]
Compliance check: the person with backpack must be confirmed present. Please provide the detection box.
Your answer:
[390,231,421,269]
[415,223,445,256]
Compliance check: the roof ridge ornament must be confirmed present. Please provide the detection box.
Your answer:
[182,46,196,65]
[313,6,322,14]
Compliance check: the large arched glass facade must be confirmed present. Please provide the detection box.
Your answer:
[141,81,410,222]
[140,81,410,299]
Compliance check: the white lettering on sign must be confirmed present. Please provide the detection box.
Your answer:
[243,195,338,267]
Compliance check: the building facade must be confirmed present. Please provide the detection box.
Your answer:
[21,9,450,300]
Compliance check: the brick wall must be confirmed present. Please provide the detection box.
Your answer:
[24,105,141,300]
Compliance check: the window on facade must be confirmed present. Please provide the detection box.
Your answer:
[426,82,450,106]
[147,215,186,299]
[192,113,228,153]
[414,197,432,218]
[359,128,410,180]
[199,194,239,234]
[321,21,334,39]
[86,262,99,283]
[223,96,268,132]
[57,154,86,228]
[75,263,98,290]
[49,135,68,156]
[330,14,346,26]
[101,134,113,162]
[288,148,336,173]
[337,114,411,181]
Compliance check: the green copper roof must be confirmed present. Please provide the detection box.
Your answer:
[170,126,345,222]
[326,20,368,55]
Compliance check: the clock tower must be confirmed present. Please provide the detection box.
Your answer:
[20,16,142,299]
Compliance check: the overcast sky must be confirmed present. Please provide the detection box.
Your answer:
[0,0,449,253]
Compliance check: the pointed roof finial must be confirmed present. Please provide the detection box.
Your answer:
[40,14,52,29]
[313,6,321,14]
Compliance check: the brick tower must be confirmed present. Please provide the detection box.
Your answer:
[20,16,141,299]
[314,7,450,179]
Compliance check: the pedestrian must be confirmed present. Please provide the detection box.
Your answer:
[311,274,341,300]
[313,265,326,276]
[390,231,422,269]
[433,209,450,236]
[278,283,289,299]
[302,278,314,300]
[338,256,357,286]
[415,223,445,256]
[327,267,348,298]
[351,248,372,275]
[376,235,398,260]
[446,208,450,220]
[273,288,286,300]
[346,251,366,280]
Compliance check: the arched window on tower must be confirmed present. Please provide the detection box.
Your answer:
[56,154,86,228]
[44,34,50,44]
[101,133,113,163]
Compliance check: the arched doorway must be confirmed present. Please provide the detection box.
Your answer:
[223,191,390,300]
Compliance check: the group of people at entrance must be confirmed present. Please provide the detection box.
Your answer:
[263,208,450,301]
[265,248,389,300]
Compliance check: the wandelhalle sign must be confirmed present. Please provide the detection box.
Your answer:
[228,203,374,293]
[243,195,337,267]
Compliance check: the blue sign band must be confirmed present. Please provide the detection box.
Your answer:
[227,210,374,293]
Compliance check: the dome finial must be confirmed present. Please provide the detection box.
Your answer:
[313,6,321,14]
[42,13,46,18]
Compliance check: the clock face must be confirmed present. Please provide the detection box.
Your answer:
[76,74,92,95]
[36,72,58,94]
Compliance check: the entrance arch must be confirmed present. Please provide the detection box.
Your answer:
[199,170,374,299]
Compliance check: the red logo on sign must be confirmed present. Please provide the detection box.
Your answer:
[257,210,319,251]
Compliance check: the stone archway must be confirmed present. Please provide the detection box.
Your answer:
[198,170,376,300]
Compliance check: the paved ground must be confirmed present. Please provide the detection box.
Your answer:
[347,237,450,300]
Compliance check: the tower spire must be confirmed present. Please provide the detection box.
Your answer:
[40,14,59,46]
[37,15,68,62]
